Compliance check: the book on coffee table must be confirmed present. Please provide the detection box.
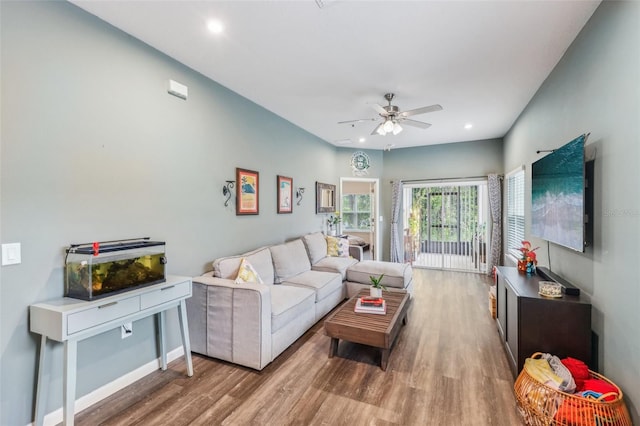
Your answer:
[359,296,383,306]
[354,297,386,314]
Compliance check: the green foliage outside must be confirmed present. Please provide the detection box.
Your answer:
[410,186,483,244]
[341,194,371,230]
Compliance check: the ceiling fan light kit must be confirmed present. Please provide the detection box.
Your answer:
[375,119,403,136]
[340,93,442,137]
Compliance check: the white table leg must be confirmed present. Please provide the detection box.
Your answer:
[63,339,77,426]
[158,311,167,371]
[34,335,50,426]
[178,300,193,377]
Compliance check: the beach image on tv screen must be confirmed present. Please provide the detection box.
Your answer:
[531,134,585,251]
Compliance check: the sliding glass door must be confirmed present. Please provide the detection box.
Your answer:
[403,181,489,273]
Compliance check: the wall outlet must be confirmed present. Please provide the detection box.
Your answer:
[121,322,133,339]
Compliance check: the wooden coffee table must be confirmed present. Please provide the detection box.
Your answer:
[324,289,411,371]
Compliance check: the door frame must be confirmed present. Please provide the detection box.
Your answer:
[402,179,490,272]
[339,177,381,261]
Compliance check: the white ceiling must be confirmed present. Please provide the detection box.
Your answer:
[70,0,601,150]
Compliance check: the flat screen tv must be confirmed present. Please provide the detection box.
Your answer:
[531,134,588,252]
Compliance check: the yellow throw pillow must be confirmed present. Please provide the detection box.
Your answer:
[234,258,264,284]
[326,236,350,257]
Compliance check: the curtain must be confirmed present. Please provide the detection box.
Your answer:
[390,180,403,263]
[487,174,502,275]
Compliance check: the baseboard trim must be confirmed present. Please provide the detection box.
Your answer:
[35,347,185,426]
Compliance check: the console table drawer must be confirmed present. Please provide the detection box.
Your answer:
[140,280,190,310]
[67,296,140,335]
[31,276,193,426]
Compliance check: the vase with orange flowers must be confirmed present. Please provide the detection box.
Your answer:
[518,240,539,275]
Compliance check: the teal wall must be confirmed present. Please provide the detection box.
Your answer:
[2,0,637,425]
[504,1,639,420]
[380,139,504,260]
[0,2,339,424]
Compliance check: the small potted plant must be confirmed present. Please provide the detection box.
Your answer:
[369,274,386,298]
[327,212,341,236]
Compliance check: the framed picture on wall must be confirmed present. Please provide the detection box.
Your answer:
[236,168,259,215]
[316,181,336,214]
[277,175,293,214]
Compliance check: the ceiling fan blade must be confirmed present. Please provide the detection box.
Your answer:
[337,118,377,125]
[370,103,388,116]
[402,119,432,129]
[371,123,384,135]
[400,104,443,118]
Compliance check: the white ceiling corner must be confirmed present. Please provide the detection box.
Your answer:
[69,0,601,150]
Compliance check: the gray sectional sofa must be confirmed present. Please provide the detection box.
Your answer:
[186,232,412,370]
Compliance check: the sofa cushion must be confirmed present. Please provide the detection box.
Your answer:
[301,232,327,265]
[213,247,274,285]
[326,236,349,257]
[270,285,315,333]
[346,260,413,289]
[234,258,264,284]
[282,270,343,302]
[311,256,358,279]
[270,239,311,283]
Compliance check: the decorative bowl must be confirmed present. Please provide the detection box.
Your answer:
[539,281,562,298]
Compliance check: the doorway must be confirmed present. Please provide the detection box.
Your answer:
[403,180,489,273]
[339,177,380,261]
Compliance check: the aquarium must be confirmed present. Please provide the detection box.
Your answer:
[65,239,166,300]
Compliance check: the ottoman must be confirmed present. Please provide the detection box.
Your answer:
[344,260,413,298]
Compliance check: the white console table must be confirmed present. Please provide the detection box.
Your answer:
[30,275,194,426]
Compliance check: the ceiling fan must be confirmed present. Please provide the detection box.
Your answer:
[339,93,443,136]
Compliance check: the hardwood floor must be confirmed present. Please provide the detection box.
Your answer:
[74,269,524,426]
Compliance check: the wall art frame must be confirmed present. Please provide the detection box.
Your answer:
[316,181,336,214]
[236,168,259,215]
[277,175,293,214]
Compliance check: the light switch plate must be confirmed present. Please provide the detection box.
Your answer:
[2,243,21,266]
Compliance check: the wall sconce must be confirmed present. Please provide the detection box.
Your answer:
[296,187,305,206]
[223,180,235,207]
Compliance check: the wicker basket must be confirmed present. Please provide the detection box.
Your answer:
[514,353,632,426]
[489,293,498,319]
[489,289,497,319]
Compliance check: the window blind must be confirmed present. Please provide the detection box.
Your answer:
[506,167,525,254]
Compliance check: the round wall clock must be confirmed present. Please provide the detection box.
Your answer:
[351,151,370,176]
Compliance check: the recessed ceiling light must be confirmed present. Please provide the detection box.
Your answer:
[358,137,366,143]
[207,20,224,34]
[464,123,473,130]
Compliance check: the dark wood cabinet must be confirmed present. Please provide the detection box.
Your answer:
[495,266,592,377]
